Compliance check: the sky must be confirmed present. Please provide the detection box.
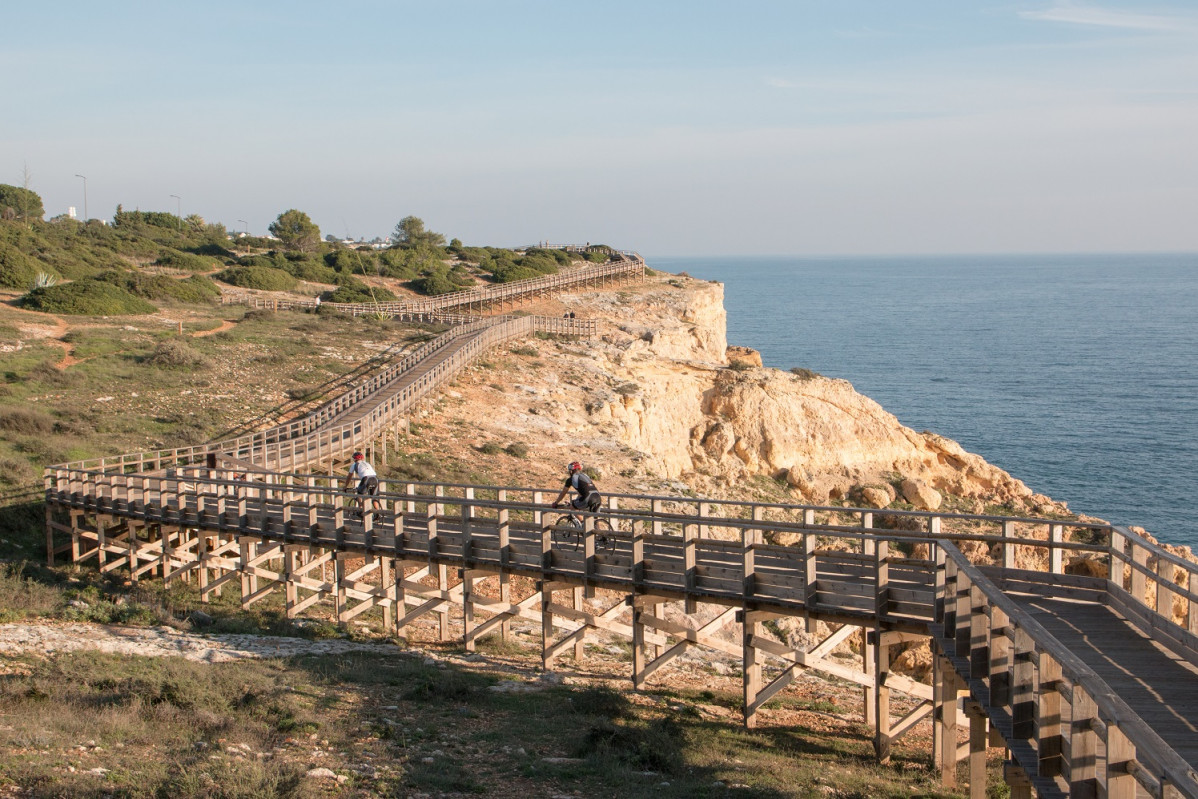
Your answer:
[6,1,1198,256]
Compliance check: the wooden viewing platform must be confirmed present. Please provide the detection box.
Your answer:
[44,248,1198,799]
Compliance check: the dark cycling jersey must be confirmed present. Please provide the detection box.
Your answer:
[564,472,601,511]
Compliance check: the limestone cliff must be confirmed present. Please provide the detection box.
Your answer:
[443,273,1068,520]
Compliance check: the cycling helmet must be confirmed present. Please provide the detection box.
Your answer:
[353,452,364,460]
[568,461,582,473]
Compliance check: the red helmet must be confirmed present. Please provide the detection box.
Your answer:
[568,461,582,473]
[353,452,364,460]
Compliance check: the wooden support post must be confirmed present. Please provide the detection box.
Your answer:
[463,569,476,652]
[968,703,989,799]
[541,580,555,671]
[335,553,347,626]
[743,609,762,729]
[572,586,586,660]
[874,628,892,763]
[631,598,646,689]
[239,536,252,606]
[380,558,393,631]
[436,562,449,641]
[284,546,299,618]
[497,493,511,641]
[939,657,960,788]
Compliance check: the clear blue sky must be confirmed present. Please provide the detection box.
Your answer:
[7,1,1198,255]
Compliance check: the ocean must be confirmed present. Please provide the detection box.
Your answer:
[651,254,1198,550]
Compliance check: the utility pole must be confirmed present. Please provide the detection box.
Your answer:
[74,174,88,222]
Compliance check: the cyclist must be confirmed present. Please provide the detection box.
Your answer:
[552,461,601,518]
[343,451,380,517]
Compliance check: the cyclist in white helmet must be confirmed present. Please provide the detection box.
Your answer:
[343,451,380,517]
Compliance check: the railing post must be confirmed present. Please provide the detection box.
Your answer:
[1104,723,1136,799]
[1011,627,1035,742]
[683,520,697,612]
[1049,523,1064,574]
[874,538,889,621]
[1002,520,1016,570]
[1037,652,1063,779]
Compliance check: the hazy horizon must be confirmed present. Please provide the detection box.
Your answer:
[8,1,1198,256]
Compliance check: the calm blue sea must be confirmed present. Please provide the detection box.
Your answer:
[652,254,1198,550]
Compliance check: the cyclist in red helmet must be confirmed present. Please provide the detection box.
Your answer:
[552,460,601,514]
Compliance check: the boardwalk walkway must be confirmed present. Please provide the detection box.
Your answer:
[44,247,1198,799]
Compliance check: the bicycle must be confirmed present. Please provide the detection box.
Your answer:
[546,504,616,552]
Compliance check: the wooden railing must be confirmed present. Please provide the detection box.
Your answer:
[938,543,1198,799]
[48,314,593,477]
[223,253,644,318]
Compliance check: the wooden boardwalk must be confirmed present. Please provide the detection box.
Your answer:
[43,247,1198,799]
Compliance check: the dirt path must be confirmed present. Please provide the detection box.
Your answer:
[192,319,236,337]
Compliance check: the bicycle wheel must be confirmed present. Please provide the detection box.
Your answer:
[547,515,581,549]
[594,518,616,552]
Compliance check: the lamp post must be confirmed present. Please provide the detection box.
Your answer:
[74,174,88,222]
[237,219,247,237]
[170,194,181,232]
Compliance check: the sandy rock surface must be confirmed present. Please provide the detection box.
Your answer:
[0,622,400,666]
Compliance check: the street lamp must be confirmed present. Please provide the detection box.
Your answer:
[170,194,181,232]
[237,219,247,237]
[74,174,88,222]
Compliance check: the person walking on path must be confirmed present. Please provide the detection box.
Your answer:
[344,451,380,517]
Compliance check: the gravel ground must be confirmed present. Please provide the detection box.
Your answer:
[0,621,402,666]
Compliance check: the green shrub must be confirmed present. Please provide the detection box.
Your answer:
[214,265,298,291]
[0,242,48,289]
[279,256,339,284]
[505,442,529,458]
[525,247,574,266]
[324,277,396,303]
[19,280,157,315]
[154,248,214,272]
[789,366,820,380]
[96,271,220,303]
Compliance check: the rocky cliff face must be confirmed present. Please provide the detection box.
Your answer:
[438,273,1068,522]
[559,275,1063,517]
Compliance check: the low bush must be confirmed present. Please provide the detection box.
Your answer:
[154,248,215,272]
[0,562,62,621]
[214,265,298,291]
[19,280,157,315]
[0,407,57,435]
[0,242,50,289]
[504,442,529,458]
[97,271,220,303]
[324,274,397,303]
[144,339,211,369]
